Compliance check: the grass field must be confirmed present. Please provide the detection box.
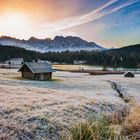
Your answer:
[0,69,139,139]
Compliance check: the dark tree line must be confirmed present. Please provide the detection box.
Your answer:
[39,50,139,68]
[0,44,140,68]
[0,45,38,62]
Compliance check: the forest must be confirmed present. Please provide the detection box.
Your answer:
[0,44,140,68]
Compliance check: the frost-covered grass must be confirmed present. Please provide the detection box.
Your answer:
[0,69,139,139]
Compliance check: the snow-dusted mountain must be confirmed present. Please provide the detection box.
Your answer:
[0,36,105,52]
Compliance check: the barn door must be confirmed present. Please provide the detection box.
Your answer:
[34,74,40,80]
[40,74,44,80]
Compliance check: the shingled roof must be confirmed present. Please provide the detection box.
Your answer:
[18,62,55,74]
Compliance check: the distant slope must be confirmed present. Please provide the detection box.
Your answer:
[117,44,140,53]
[103,44,140,67]
[0,36,104,52]
[108,44,140,54]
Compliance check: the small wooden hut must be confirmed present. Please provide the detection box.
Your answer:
[18,62,55,80]
[124,71,135,78]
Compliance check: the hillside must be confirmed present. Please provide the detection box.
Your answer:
[103,44,140,68]
[108,44,140,54]
[0,36,104,52]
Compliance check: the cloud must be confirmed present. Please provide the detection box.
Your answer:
[36,0,139,37]
[98,8,140,31]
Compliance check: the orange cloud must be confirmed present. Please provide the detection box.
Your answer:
[0,0,81,22]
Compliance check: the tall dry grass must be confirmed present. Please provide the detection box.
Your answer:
[62,116,125,140]
[123,106,140,139]
[62,106,140,140]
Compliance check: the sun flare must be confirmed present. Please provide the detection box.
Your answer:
[0,12,32,38]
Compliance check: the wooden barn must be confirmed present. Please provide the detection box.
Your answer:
[18,62,55,80]
[124,71,135,78]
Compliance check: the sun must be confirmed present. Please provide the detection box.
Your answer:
[0,12,32,38]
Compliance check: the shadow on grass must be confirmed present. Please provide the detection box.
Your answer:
[12,77,63,82]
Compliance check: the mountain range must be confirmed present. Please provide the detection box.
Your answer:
[0,36,104,52]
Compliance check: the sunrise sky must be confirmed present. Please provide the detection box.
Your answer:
[0,0,140,48]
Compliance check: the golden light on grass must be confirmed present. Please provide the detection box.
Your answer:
[123,106,140,139]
